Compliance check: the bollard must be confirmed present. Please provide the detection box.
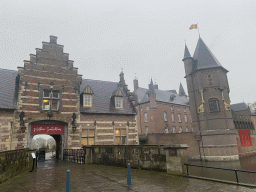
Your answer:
[127,163,131,185]
[66,170,71,192]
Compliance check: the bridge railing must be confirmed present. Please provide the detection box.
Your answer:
[63,149,86,164]
[184,163,256,186]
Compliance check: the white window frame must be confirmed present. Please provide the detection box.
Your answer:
[178,114,182,123]
[164,112,167,121]
[145,126,148,135]
[171,113,175,122]
[186,126,189,132]
[115,97,123,109]
[43,90,59,111]
[172,126,176,133]
[179,126,182,133]
[144,113,148,122]
[83,94,92,107]
[185,114,188,123]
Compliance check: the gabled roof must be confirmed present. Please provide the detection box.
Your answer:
[133,87,189,106]
[0,69,18,109]
[80,79,136,114]
[231,103,249,112]
[192,37,228,73]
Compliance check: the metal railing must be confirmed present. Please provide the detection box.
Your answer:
[63,149,86,164]
[184,163,256,184]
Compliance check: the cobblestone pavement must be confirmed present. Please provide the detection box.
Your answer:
[0,154,255,192]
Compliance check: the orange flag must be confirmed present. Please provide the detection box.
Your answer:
[189,24,197,30]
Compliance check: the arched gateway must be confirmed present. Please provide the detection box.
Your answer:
[28,121,68,159]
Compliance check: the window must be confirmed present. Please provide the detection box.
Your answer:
[144,113,148,122]
[179,126,182,133]
[165,128,168,133]
[83,94,92,107]
[177,107,180,111]
[146,106,149,110]
[171,106,174,111]
[115,128,126,145]
[145,127,148,135]
[186,126,189,132]
[184,108,186,112]
[171,113,175,122]
[209,99,220,112]
[81,129,95,145]
[185,114,188,123]
[178,114,181,122]
[141,107,143,111]
[164,112,167,121]
[172,126,176,133]
[43,90,59,111]
[115,97,123,109]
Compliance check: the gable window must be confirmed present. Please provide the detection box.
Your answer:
[83,94,92,107]
[209,99,220,112]
[115,97,123,109]
[171,113,175,122]
[82,85,94,108]
[81,128,95,145]
[115,128,126,145]
[178,114,182,122]
[164,112,167,121]
[144,113,148,122]
[43,90,59,111]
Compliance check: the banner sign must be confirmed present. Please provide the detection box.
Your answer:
[31,124,64,135]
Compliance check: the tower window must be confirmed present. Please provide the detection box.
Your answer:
[209,99,220,112]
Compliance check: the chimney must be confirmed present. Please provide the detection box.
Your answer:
[133,78,138,90]
[50,35,58,44]
[119,71,125,86]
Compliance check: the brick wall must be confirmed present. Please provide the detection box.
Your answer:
[137,102,192,135]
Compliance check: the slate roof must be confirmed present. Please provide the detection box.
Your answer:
[133,87,189,106]
[185,37,228,75]
[80,79,136,114]
[0,69,18,109]
[182,44,191,61]
[231,103,249,112]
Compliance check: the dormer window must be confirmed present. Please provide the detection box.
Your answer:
[43,90,59,111]
[82,85,94,108]
[83,94,92,107]
[115,97,123,109]
[112,89,124,109]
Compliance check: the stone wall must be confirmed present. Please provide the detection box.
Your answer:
[144,133,200,157]
[0,148,35,183]
[84,145,167,171]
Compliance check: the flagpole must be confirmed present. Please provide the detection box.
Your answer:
[197,23,200,37]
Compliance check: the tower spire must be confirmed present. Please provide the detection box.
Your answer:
[182,44,192,61]
[179,83,186,96]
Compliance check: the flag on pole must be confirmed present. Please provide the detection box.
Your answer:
[189,24,197,30]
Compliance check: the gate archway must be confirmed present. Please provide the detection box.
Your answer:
[27,120,68,160]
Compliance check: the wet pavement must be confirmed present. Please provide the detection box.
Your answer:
[0,153,255,192]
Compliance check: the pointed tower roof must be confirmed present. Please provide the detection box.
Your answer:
[179,83,186,96]
[192,37,228,72]
[182,44,192,61]
[149,78,155,95]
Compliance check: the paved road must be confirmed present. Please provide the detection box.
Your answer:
[0,153,254,192]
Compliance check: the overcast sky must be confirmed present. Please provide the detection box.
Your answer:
[1,0,255,104]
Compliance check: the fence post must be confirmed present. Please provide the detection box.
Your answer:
[66,170,71,192]
[127,163,131,185]
[235,170,239,184]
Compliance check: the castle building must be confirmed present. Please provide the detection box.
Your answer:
[182,37,239,161]
[133,78,192,136]
[0,36,138,159]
